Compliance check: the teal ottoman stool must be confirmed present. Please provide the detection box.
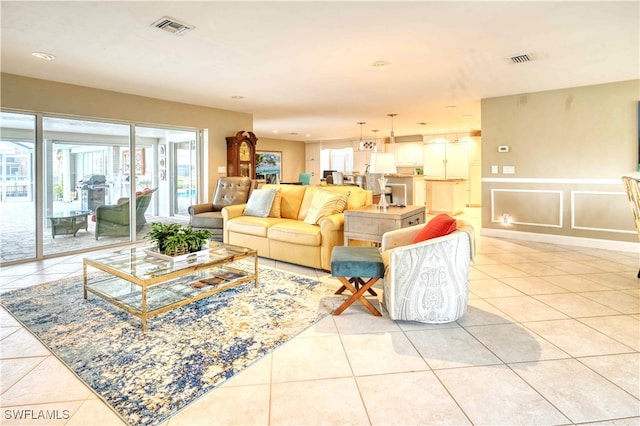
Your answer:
[331,246,384,316]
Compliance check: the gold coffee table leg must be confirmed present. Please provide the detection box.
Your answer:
[83,261,88,299]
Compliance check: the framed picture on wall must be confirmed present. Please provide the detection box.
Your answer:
[256,151,282,184]
[121,148,146,175]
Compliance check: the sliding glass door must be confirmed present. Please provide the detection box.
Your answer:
[174,139,197,215]
[135,127,198,217]
[42,117,132,257]
[0,112,37,263]
[0,112,202,265]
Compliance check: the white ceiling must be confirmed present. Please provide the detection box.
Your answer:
[1,1,638,142]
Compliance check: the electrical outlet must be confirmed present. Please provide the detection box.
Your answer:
[503,165,515,174]
[217,166,227,173]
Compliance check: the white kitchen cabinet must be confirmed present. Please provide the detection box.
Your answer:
[413,176,426,207]
[426,180,466,215]
[423,139,469,180]
[394,142,424,166]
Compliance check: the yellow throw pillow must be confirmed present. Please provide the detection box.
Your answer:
[268,189,282,218]
[334,192,350,213]
[279,185,307,219]
[303,190,344,225]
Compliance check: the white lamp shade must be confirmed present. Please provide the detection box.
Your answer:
[369,152,397,174]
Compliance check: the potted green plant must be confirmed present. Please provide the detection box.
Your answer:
[185,228,212,252]
[145,222,212,256]
[163,230,190,256]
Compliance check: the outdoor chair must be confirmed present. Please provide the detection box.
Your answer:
[95,188,156,239]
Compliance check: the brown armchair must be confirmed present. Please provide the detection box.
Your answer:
[95,188,156,239]
[188,177,254,241]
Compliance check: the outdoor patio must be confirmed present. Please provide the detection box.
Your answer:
[0,199,188,264]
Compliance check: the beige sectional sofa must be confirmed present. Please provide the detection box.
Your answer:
[222,184,372,270]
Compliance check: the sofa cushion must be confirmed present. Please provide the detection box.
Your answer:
[303,190,347,225]
[412,213,457,243]
[268,221,322,246]
[227,216,285,237]
[244,188,277,217]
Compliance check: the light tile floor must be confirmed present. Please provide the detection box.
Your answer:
[1,209,639,425]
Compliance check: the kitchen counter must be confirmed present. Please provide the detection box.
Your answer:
[425,179,467,215]
[385,173,419,178]
[381,175,426,206]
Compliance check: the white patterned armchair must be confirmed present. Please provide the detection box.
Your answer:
[380,219,475,323]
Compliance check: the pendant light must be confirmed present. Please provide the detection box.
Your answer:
[357,121,366,150]
[371,129,379,151]
[387,113,397,144]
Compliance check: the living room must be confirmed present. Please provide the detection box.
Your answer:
[1,2,639,425]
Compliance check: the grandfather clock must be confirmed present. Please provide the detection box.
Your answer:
[226,131,258,178]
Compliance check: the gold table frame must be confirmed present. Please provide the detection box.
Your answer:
[83,242,258,332]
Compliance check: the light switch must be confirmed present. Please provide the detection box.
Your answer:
[503,165,515,174]
[491,165,498,174]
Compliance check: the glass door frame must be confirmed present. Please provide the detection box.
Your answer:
[0,108,204,266]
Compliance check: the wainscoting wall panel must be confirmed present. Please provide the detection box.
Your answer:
[571,191,636,234]
[491,189,563,228]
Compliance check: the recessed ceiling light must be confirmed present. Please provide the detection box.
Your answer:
[372,60,390,68]
[305,134,311,137]
[231,95,244,100]
[32,52,56,61]
[462,115,472,119]
[289,132,298,135]
[272,130,278,134]
[446,105,456,110]
[417,122,428,126]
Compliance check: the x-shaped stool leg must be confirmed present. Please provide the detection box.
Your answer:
[333,276,381,316]
[335,277,378,296]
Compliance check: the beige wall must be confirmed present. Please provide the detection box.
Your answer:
[0,73,253,201]
[481,79,639,244]
[255,137,306,183]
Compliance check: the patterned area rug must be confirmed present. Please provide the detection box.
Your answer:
[1,265,341,426]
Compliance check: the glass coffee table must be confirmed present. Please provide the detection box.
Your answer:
[83,242,258,332]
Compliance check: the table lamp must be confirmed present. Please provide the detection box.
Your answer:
[369,152,397,210]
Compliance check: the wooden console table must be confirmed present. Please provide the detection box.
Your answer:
[344,204,426,245]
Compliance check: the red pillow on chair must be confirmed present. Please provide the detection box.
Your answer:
[412,214,457,243]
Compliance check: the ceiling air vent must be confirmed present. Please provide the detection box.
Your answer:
[510,54,531,64]
[151,16,194,36]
